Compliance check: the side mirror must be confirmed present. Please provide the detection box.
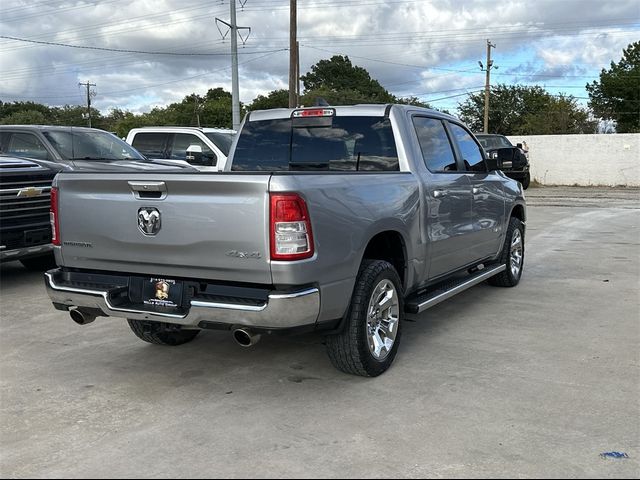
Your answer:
[516,143,523,149]
[487,147,515,171]
[185,144,203,163]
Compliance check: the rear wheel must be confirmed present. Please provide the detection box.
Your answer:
[488,216,525,287]
[326,260,403,377]
[127,319,200,346]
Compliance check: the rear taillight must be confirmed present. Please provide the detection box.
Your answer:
[50,186,60,246]
[270,193,314,261]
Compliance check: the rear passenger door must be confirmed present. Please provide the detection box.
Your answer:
[412,116,475,279]
[130,132,170,159]
[448,122,505,261]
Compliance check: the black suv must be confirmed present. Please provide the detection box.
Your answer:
[0,156,67,269]
[475,134,530,189]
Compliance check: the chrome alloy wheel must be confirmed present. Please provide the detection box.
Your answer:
[366,279,400,361]
[510,228,523,277]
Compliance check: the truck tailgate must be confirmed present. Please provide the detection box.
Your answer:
[56,173,272,284]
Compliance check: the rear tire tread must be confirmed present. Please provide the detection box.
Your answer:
[326,260,403,377]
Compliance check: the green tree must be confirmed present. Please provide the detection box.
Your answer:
[458,84,594,135]
[586,41,640,133]
[522,95,596,134]
[301,56,396,104]
[0,109,48,125]
[248,89,290,110]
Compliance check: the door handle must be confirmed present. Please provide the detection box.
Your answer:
[472,187,480,195]
[433,190,447,198]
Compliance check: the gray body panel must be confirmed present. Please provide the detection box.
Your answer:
[50,105,525,328]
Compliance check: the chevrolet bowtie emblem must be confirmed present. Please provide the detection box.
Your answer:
[17,187,43,198]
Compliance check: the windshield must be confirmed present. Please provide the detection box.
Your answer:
[205,132,235,156]
[43,129,146,161]
[477,135,512,150]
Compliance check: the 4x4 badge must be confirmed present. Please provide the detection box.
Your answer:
[138,207,161,236]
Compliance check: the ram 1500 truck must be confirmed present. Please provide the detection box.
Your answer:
[45,105,526,377]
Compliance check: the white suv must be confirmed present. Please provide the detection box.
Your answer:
[125,127,235,171]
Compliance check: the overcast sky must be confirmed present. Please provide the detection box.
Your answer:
[1,0,638,115]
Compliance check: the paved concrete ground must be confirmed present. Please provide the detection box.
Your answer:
[1,187,639,478]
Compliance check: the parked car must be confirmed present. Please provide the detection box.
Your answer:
[0,155,67,270]
[44,105,526,377]
[475,134,530,189]
[125,127,236,170]
[0,125,194,172]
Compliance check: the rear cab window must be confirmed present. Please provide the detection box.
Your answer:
[232,113,399,172]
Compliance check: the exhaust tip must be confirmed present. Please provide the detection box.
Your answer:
[233,328,260,347]
[70,308,95,326]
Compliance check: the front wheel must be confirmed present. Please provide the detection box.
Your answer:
[127,319,200,346]
[488,216,525,287]
[521,172,531,190]
[326,260,403,377]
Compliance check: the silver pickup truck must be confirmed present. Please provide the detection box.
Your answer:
[45,105,526,377]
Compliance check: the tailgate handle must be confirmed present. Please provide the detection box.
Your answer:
[128,181,167,200]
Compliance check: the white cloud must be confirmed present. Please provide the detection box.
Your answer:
[0,0,638,114]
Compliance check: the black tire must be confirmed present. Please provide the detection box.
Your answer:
[20,254,56,271]
[127,319,200,346]
[488,216,525,287]
[326,260,404,377]
[521,172,531,190]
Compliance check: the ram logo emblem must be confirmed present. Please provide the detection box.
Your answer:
[138,208,161,236]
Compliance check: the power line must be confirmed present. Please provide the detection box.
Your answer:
[0,35,283,56]
[0,49,284,101]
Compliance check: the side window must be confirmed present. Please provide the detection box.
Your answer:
[170,134,217,165]
[131,133,169,158]
[412,117,457,173]
[6,133,50,160]
[449,123,487,173]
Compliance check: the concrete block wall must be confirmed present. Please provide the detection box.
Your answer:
[507,134,640,187]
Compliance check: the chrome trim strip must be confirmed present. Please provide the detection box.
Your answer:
[269,288,319,300]
[415,265,506,313]
[190,300,267,312]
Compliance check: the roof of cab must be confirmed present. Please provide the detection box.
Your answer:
[247,103,459,123]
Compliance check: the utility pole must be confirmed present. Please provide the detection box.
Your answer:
[216,1,251,130]
[478,40,497,134]
[78,81,96,128]
[289,0,297,108]
[296,40,300,105]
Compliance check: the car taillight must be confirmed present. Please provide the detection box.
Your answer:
[50,186,60,246]
[270,193,314,261]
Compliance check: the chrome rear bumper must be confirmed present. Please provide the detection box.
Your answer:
[45,269,320,329]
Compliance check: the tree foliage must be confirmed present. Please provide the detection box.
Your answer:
[586,41,640,133]
[301,55,396,103]
[247,89,290,110]
[458,84,596,135]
